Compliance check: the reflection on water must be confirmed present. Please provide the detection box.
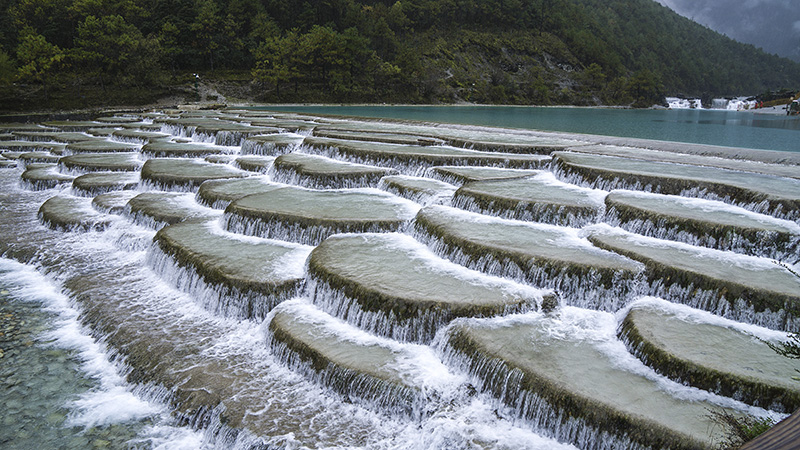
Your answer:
[261,105,800,153]
[657,115,800,131]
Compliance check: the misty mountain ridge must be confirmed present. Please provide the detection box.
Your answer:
[656,0,800,62]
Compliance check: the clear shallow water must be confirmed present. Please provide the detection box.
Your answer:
[259,105,800,153]
[0,259,206,450]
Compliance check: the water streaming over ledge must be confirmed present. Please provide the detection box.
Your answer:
[1,109,798,450]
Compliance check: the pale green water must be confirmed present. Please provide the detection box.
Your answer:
[259,105,800,153]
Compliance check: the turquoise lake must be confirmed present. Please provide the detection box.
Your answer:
[258,105,800,154]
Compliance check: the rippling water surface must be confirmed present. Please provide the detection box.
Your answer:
[260,105,800,153]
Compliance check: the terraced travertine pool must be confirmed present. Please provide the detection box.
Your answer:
[0,109,798,450]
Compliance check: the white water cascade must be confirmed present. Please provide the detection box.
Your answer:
[1,109,797,450]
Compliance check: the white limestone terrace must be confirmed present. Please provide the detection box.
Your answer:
[125,191,221,229]
[2,108,799,450]
[565,144,800,180]
[301,136,551,174]
[604,190,800,263]
[270,151,397,189]
[378,174,457,205]
[306,232,551,343]
[453,172,608,227]
[619,297,800,413]
[223,186,420,245]
[240,133,305,156]
[59,152,143,174]
[149,219,311,319]
[441,307,782,450]
[195,177,284,209]
[586,224,800,332]
[553,151,800,221]
[139,158,251,191]
[72,172,140,197]
[308,120,582,153]
[413,205,643,311]
[38,194,114,232]
[427,165,541,185]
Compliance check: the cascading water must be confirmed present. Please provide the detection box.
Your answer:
[1,110,797,450]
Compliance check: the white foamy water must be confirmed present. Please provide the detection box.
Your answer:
[375,232,552,301]
[4,109,798,450]
[621,296,795,343]
[463,306,786,423]
[0,257,209,449]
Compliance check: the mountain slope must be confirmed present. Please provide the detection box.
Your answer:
[1,0,799,109]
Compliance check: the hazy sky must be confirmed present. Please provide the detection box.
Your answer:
[655,0,800,62]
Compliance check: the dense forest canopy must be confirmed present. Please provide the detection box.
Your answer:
[1,0,799,109]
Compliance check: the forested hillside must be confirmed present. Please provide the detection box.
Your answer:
[1,0,799,111]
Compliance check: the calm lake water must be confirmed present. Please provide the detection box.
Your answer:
[259,105,800,154]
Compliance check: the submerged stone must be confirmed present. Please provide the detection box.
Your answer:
[141,140,236,158]
[414,205,642,310]
[303,137,550,172]
[307,233,547,343]
[118,122,164,131]
[241,134,305,156]
[91,191,139,214]
[38,195,111,231]
[269,299,440,417]
[224,187,418,245]
[156,117,238,138]
[378,175,456,205]
[18,152,60,165]
[193,123,280,146]
[196,177,284,209]
[95,116,140,124]
[13,131,98,143]
[0,123,58,133]
[553,151,800,221]
[445,310,732,450]
[59,153,142,173]
[111,129,170,144]
[205,155,238,164]
[21,165,75,190]
[587,225,800,332]
[127,192,220,228]
[65,140,139,154]
[428,166,541,185]
[151,219,310,319]
[1,151,25,159]
[453,173,606,227]
[271,152,396,189]
[140,158,250,191]
[619,298,800,413]
[42,121,107,131]
[605,190,800,263]
[313,128,446,146]
[87,128,120,137]
[0,159,16,168]
[312,122,577,153]
[72,172,139,196]
[1,141,65,153]
[234,155,275,173]
[566,144,800,180]
[245,118,318,132]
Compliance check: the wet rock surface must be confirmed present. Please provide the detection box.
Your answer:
[224,186,418,245]
[619,299,800,413]
[453,173,606,227]
[271,152,397,189]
